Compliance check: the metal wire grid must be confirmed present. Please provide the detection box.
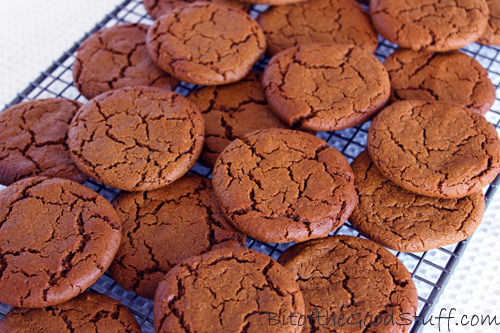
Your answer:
[0,0,499,332]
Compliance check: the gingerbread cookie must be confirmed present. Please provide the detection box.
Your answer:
[278,235,418,332]
[187,72,288,168]
[67,86,204,191]
[367,100,500,198]
[154,247,305,332]
[73,23,178,100]
[143,0,251,19]
[258,0,378,56]
[0,293,140,332]
[146,3,266,85]
[0,99,87,186]
[370,0,490,52]
[0,177,121,308]
[479,0,500,45]
[263,43,390,131]
[350,151,485,252]
[384,49,495,115]
[212,129,357,243]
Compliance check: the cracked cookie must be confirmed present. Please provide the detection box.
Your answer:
[0,177,122,308]
[212,129,357,243]
[384,49,495,115]
[370,0,490,52]
[257,0,379,56]
[0,293,140,332]
[479,0,500,45]
[67,86,204,192]
[278,235,418,333]
[146,3,266,85]
[143,0,251,19]
[0,98,87,186]
[187,72,288,168]
[109,174,245,299]
[350,151,485,252]
[73,23,178,100]
[367,100,500,198]
[263,43,390,131]
[154,246,305,332]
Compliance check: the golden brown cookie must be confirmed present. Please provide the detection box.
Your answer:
[143,0,251,19]
[278,235,418,333]
[479,0,500,45]
[350,151,485,252]
[146,3,266,85]
[67,86,204,192]
[258,0,379,56]
[384,49,495,115]
[212,129,357,243]
[263,43,390,131]
[370,0,490,51]
[154,247,305,332]
[367,100,500,198]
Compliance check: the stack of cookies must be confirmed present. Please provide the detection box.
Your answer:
[1,0,500,332]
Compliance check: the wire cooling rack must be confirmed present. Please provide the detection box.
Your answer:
[1,1,500,332]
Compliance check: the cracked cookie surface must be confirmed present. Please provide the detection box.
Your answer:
[188,72,288,168]
[350,151,485,252]
[146,3,266,85]
[257,0,379,56]
[0,177,122,308]
[109,174,245,299]
[143,0,251,19]
[67,86,204,191]
[263,44,390,131]
[367,100,500,198]
[370,0,489,51]
[212,129,357,243]
[478,0,500,45]
[0,293,140,332]
[278,235,418,333]
[73,23,178,100]
[154,247,305,332]
[0,99,87,186]
[384,49,495,115]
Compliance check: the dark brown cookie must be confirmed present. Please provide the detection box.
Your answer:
[367,100,500,198]
[109,174,245,299]
[350,151,485,252]
[479,0,500,45]
[73,23,178,100]
[263,43,390,131]
[0,177,122,308]
[146,3,266,85]
[67,86,204,192]
[0,293,140,332]
[143,0,251,19]
[258,0,379,56]
[241,0,306,5]
[154,247,305,332]
[0,99,87,186]
[278,235,418,333]
[384,49,495,115]
[370,0,490,52]
[212,129,357,243]
[187,72,288,168]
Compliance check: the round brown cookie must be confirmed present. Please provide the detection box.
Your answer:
[146,3,266,86]
[154,247,305,332]
[109,174,245,299]
[384,49,495,115]
[73,23,178,100]
[257,0,379,57]
[263,43,390,131]
[370,0,490,52]
[0,99,87,186]
[0,293,140,332]
[0,177,122,308]
[187,72,288,168]
[479,0,500,45]
[212,129,357,243]
[143,0,251,19]
[278,235,418,333]
[350,151,485,252]
[367,100,500,198]
[67,86,204,192]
